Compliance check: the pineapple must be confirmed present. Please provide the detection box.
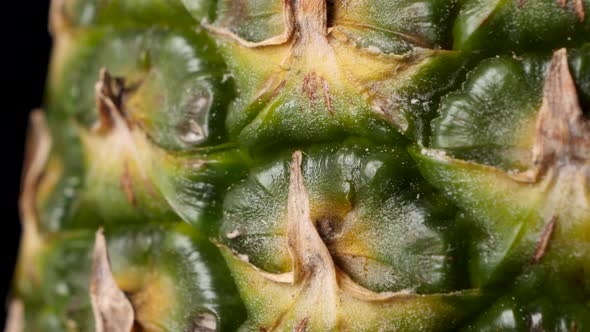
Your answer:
[7,0,590,331]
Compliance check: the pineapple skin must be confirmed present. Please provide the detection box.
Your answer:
[7,0,590,331]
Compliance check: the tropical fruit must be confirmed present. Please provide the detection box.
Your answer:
[6,0,590,331]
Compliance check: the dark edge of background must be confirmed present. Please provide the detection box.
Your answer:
[2,1,52,327]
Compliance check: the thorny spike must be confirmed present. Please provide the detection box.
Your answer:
[557,0,585,21]
[532,216,558,264]
[90,229,135,332]
[4,300,24,332]
[287,150,337,282]
[17,111,51,284]
[49,0,67,34]
[295,0,328,38]
[532,48,590,175]
[93,69,134,134]
[94,69,119,133]
[20,111,52,228]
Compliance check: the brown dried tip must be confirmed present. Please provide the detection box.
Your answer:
[573,0,586,21]
[94,69,132,134]
[532,216,557,264]
[206,0,330,48]
[94,70,117,133]
[557,0,585,21]
[4,300,24,332]
[286,151,406,302]
[20,110,51,227]
[294,318,309,332]
[531,48,590,177]
[120,161,136,206]
[288,151,338,283]
[295,0,328,38]
[90,229,135,332]
[49,0,67,34]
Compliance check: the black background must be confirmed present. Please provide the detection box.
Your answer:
[2,1,52,327]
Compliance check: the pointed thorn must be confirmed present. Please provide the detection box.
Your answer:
[287,151,308,281]
[531,48,590,173]
[573,0,585,21]
[533,216,557,264]
[93,69,133,134]
[20,110,51,230]
[294,318,309,332]
[4,300,24,332]
[120,161,136,207]
[94,69,117,133]
[49,0,68,35]
[90,229,135,332]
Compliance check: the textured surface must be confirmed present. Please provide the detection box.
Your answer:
[8,0,590,331]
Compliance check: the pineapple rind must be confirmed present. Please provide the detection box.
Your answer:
[9,0,590,331]
[454,0,590,52]
[54,0,204,29]
[13,224,247,332]
[221,140,460,294]
[413,47,590,330]
[47,28,230,149]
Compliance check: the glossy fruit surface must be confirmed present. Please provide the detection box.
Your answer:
[7,1,590,331]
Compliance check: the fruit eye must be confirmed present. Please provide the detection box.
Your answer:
[221,143,460,294]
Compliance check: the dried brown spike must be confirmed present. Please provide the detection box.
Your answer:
[49,0,68,34]
[20,110,51,228]
[93,69,135,134]
[294,318,309,332]
[287,150,312,282]
[555,0,585,21]
[531,48,590,176]
[14,111,51,285]
[120,161,136,206]
[4,300,24,332]
[94,69,118,133]
[532,216,557,264]
[573,0,585,21]
[21,111,51,208]
[296,0,328,38]
[287,150,339,283]
[90,229,135,332]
